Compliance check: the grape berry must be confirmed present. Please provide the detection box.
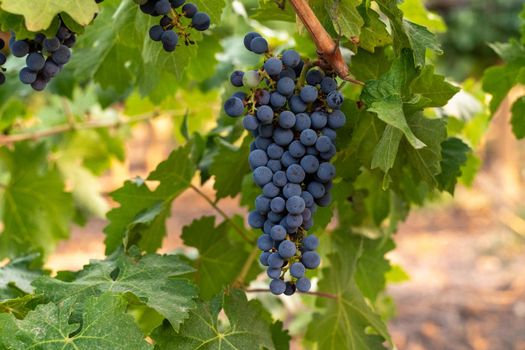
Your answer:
[9,19,78,91]
[137,0,211,52]
[225,33,347,296]
[0,39,6,85]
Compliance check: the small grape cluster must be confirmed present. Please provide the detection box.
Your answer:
[0,39,6,85]
[136,0,211,52]
[224,33,346,296]
[9,21,77,91]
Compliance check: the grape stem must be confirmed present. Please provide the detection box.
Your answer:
[287,0,364,85]
[245,288,338,299]
[189,184,253,243]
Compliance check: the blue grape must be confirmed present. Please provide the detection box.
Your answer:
[316,192,332,207]
[230,70,244,87]
[283,183,302,199]
[270,225,287,241]
[286,195,306,214]
[267,159,282,173]
[300,155,320,174]
[155,0,171,15]
[311,111,327,129]
[31,77,48,91]
[278,111,296,129]
[268,253,284,268]
[315,135,332,152]
[289,95,307,113]
[284,282,296,296]
[328,110,346,129]
[192,12,211,31]
[279,67,296,80]
[255,195,271,213]
[307,181,325,199]
[182,3,198,18]
[302,251,320,269]
[161,31,178,52]
[256,105,274,124]
[286,164,305,183]
[268,211,284,223]
[306,146,319,156]
[300,129,317,146]
[258,124,274,138]
[281,151,298,167]
[273,128,294,146]
[270,92,287,108]
[320,144,336,160]
[327,91,344,109]
[256,89,271,105]
[286,214,303,228]
[10,40,29,57]
[270,197,286,213]
[234,91,247,101]
[302,235,319,251]
[296,277,311,292]
[257,234,274,251]
[317,162,336,182]
[253,166,273,186]
[320,77,337,93]
[149,25,164,41]
[278,240,296,259]
[267,143,284,159]
[259,251,271,266]
[51,46,71,65]
[322,127,337,141]
[242,115,259,131]
[306,69,324,85]
[255,136,272,150]
[250,37,269,54]
[248,149,268,169]
[300,85,318,103]
[171,0,185,7]
[294,113,311,132]
[276,77,295,96]
[262,182,280,198]
[19,68,37,84]
[272,171,288,187]
[303,218,313,230]
[264,57,283,75]
[43,37,60,52]
[244,32,261,50]
[282,49,301,67]
[267,268,281,279]
[289,140,306,158]
[301,191,314,207]
[263,220,274,235]
[302,208,312,221]
[270,278,286,295]
[0,53,5,65]
[290,262,305,278]
[224,97,244,117]
[248,211,265,229]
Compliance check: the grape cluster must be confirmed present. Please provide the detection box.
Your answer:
[137,0,211,52]
[9,21,77,91]
[224,33,346,296]
[0,39,6,85]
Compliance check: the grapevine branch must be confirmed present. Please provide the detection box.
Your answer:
[189,184,253,243]
[0,110,170,145]
[287,0,363,85]
[245,288,338,299]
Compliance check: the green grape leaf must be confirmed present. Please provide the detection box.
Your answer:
[511,96,525,139]
[209,138,250,200]
[181,216,252,300]
[371,125,403,174]
[0,294,152,350]
[410,65,460,107]
[482,40,525,112]
[305,234,391,350]
[152,290,279,350]
[0,0,98,31]
[104,144,195,254]
[250,0,296,22]
[403,21,442,67]
[0,143,74,259]
[399,0,446,32]
[436,138,471,194]
[357,6,392,52]
[32,252,197,331]
[0,255,43,301]
[326,0,364,39]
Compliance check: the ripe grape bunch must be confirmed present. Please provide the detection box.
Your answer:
[137,0,211,52]
[9,20,78,91]
[0,39,6,85]
[224,32,346,296]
